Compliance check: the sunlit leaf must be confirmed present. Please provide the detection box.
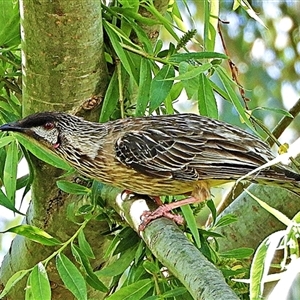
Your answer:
[3,139,18,204]
[14,133,71,171]
[56,253,87,300]
[78,229,95,259]
[198,73,218,118]
[25,263,51,300]
[135,58,151,116]
[181,205,201,248]
[106,279,152,300]
[149,64,175,112]
[0,188,24,214]
[0,269,30,298]
[56,180,90,195]
[2,225,62,246]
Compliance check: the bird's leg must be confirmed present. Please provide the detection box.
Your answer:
[139,182,211,231]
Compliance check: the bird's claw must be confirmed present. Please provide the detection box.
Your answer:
[138,205,184,231]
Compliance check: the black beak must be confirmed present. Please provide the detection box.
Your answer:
[0,122,25,132]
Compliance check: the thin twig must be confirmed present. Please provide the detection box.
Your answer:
[218,19,250,109]
[266,98,300,146]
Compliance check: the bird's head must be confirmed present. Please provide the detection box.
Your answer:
[0,112,64,149]
[0,112,107,162]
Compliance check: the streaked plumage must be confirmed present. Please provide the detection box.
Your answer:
[1,112,300,226]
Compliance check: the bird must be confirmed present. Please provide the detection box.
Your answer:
[1,112,300,229]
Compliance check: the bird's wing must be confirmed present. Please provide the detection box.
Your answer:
[114,120,275,182]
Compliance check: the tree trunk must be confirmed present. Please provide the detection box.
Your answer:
[0,1,110,299]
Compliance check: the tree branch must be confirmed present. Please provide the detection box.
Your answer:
[101,185,239,300]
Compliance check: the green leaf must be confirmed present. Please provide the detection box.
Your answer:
[0,269,30,298]
[198,73,218,118]
[169,52,227,63]
[214,214,238,228]
[56,253,87,300]
[149,64,175,113]
[179,62,199,99]
[0,0,20,46]
[99,69,120,122]
[3,139,18,204]
[181,205,201,248]
[250,231,285,299]
[96,244,138,277]
[216,66,255,131]
[206,199,217,225]
[220,248,254,259]
[142,260,160,275]
[0,135,14,147]
[106,279,152,300]
[237,0,266,28]
[2,225,62,246]
[78,229,95,259]
[249,240,268,299]
[56,180,90,195]
[0,188,24,214]
[135,58,151,116]
[14,132,71,171]
[252,106,293,118]
[25,263,51,300]
[162,287,187,298]
[168,62,212,81]
[103,21,138,84]
[71,244,108,292]
[204,0,219,51]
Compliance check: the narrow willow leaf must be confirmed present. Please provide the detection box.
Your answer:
[250,231,286,299]
[96,244,138,277]
[56,180,90,195]
[0,135,14,147]
[3,139,18,204]
[214,214,238,228]
[204,0,219,51]
[2,224,62,246]
[99,70,120,122]
[56,253,87,300]
[169,52,227,62]
[0,188,24,214]
[238,0,266,28]
[78,229,95,259]
[106,279,152,300]
[71,244,108,292]
[111,7,158,27]
[179,62,199,99]
[25,263,51,300]
[103,21,138,84]
[135,58,151,116]
[167,63,212,81]
[253,106,293,118]
[0,0,20,46]
[0,269,30,298]
[142,260,160,275]
[181,205,201,248]
[198,73,218,118]
[249,240,269,299]
[162,287,187,298]
[220,248,254,259]
[14,132,71,171]
[149,64,175,112]
[216,66,255,131]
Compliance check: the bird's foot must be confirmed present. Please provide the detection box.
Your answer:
[138,205,185,231]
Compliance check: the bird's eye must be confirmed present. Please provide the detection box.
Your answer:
[43,122,55,130]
